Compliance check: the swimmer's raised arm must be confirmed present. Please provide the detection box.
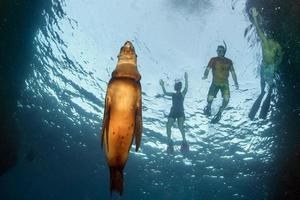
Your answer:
[182,72,188,96]
[159,79,172,96]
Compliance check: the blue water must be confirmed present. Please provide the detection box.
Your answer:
[1,0,278,199]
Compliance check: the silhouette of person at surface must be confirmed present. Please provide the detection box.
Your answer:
[159,72,188,154]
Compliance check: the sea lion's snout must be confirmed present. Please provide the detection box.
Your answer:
[124,41,132,48]
[120,41,136,56]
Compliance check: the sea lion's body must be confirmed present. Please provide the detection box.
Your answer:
[101,41,142,195]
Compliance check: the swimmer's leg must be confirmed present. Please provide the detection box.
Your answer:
[166,117,175,153]
[178,117,189,152]
[211,86,229,123]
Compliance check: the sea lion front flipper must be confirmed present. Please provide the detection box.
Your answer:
[101,91,111,150]
[134,83,142,152]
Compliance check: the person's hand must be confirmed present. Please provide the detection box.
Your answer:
[202,76,207,80]
[235,82,239,90]
[159,79,164,86]
[184,72,188,80]
[250,7,258,18]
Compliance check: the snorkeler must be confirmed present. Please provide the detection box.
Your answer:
[159,72,188,154]
[248,7,283,120]
[202,43,239,123]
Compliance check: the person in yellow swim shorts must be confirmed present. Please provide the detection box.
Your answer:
[202,43,239,123]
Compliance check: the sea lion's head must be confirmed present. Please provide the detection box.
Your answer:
[121,41,136,55]
[117,41,137,65]
[112,41,141,81]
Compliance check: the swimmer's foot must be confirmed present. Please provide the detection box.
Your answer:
[167,141,174,154]
[203,106,211,116]
[249,93,264,120]
[180,140,189,153]
[211,111,222,124]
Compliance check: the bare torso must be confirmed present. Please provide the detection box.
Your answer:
[210,57,232,85]
[262,39,281,65]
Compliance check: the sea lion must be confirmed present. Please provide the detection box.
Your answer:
[101,41,142,195]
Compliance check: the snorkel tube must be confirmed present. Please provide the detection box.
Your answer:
[223,40,227,55]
